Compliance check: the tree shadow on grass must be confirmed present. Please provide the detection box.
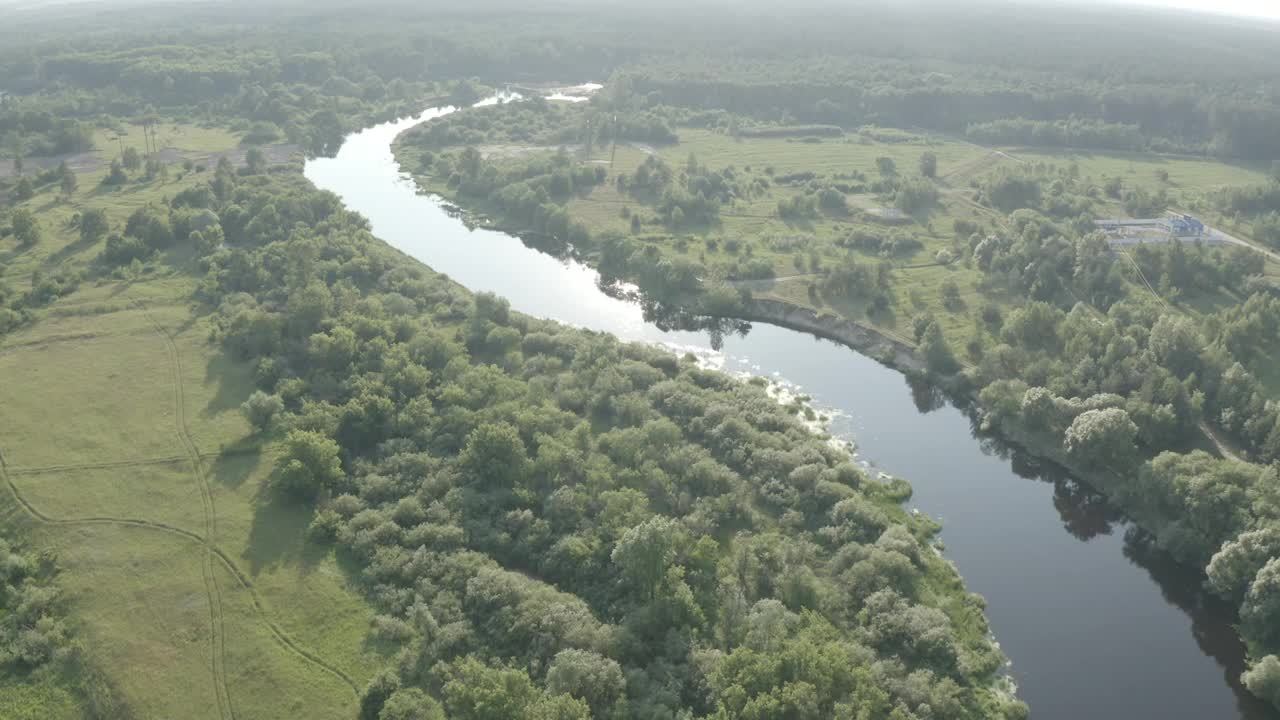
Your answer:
[0,243,34,267]
[209,441,262,490]
[781,217,817,232]
[200,349,254,420]
[106,280,136,299]
[360,625,406,658]
[43,234,99,268]
[29,196,62,215]
[86,184,125,201]
[243,472,327,577]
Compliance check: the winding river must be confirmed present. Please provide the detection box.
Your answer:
[305,98,1277,720]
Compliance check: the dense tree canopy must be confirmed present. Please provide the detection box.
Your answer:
[135,165,1023,718]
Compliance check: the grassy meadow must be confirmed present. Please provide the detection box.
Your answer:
[0,138,384,718]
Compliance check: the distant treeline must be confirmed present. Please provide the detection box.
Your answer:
[736,124,843,139]
[964,117,1147,152]
[0,108,95,156]
[619,64,1280,160]
[6,1,1280,161]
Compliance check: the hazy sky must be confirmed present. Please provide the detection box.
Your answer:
[1115,0,1280,20]
[3,0,1280,22]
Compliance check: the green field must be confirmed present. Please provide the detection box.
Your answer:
[0,141,384,719]
[92,123,243,159]
[992,146,1270,193]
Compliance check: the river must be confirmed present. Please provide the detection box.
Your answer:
[304,98,1277,720]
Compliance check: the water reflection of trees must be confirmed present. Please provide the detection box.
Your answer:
[1124,532,1279,720]
[1007,447,1125,542]
[634,296,752,351]
[972,408,1275,716]
[906,374,948,414]
[959,402,1127,541]
[953,385,1278,718]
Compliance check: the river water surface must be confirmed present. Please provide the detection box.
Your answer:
[305,99,1277,720]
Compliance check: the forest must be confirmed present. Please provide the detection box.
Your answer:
[3,0,1280,718]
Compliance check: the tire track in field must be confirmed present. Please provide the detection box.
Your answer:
[138,307,360,697]
[0,452,208,544]
[206,545,360,693]
[7,455,191,476]
[1,448,359,695]
[4,448,254,477]
[141,308,234,720]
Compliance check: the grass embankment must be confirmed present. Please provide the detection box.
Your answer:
[0,135,384,719]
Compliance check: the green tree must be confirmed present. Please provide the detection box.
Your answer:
[876,156,897,176]
[545,649,626,718]
[1242,557,1280,650]
[440,658,590,720]
[191,225,225,255]
[1148,314,1203,378]
[122,146,142,171]
[103,159,128,186]
[13,176,33,201]
[1065,408,1138,469]
[919,151,938,178]
[9,208,39,247]
[894,177,938,212]
[449,79,481,108]
[79,208,110,244]
[144,157,167,181]
[940,279,962,310]
[458,146,482,180]
[58,162,77,196]
[286,282,335,338]
[276,430,344,499]
[124,205,173,249]
[458,423,528,488]
[1020,387,1065,434]
[611,516,678,600]
[987,173,1043,213]
[1207,528,1280,602]
[360,670,401,720]
[379,688,445,720]
[241,390,284,431]
[919,321,959,375]
[1244,655,1280,709]
[245,147,267,174]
